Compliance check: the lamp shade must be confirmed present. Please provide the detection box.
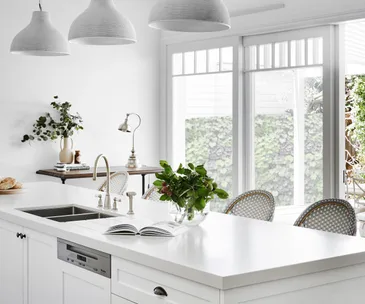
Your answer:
[68,0,137,45]
[10,11,70,56]
[148,0,231,32]
[118,120,131,133]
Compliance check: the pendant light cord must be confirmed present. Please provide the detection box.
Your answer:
[39,0,43,11]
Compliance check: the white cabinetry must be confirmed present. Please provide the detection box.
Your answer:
[112,257,220,304]
[222,263,365,304]
[0,220,25,304]
[26,228,61,304]
[0,219,60,304]
[59,260,110,304]
[112,294,136,304]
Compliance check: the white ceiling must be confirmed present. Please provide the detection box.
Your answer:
[223,0,284,13]
[144,0,287,15]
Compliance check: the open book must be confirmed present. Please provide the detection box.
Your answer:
[104,218,188,237]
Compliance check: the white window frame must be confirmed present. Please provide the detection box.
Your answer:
[161,25,341,205]
[243,25,338,203]
[165,37,242,196]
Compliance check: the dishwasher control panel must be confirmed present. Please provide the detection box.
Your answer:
[57,238,111,278]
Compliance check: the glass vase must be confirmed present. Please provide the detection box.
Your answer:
[169,203,208,227]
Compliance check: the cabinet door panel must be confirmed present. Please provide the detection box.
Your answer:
[0,220,24,304]
[26,229,61,304]
[112,294,136,304]
[60,260,110,304]
[112,257,219,304]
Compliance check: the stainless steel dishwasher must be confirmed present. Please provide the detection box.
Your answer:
[57,238,111,278]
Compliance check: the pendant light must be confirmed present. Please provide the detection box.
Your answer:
[68,0,137,45]
[149,0,231,32]
[10,1,70,56]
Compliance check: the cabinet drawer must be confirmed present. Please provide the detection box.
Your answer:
[112,257,219,304]
[112,294,136,304]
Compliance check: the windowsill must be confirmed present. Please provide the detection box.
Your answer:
[275,205,307,215]
[273,205,307,225]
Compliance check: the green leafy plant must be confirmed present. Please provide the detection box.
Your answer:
[153,160,229,220]
[21,96,83,143]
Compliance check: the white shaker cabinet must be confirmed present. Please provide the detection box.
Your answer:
[0,219,60,304]
[26,228,61,304]
[0,220,25,304]
[112,257,220,304]
[59,260,110,304]
[112,295,136,304]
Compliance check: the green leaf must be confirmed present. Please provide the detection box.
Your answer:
[183,168,192,175]
[177,164,184,174]
[214,188,229,199]
[155,173,166,180]
[153,180,163,187]
[197,187,210,197]
[188,163,195,170]
[159,160,168,167]
[195,165,207,176]
[194,197,206,211]
[160,194,170,201]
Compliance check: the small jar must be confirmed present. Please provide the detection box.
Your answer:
[74,150,81,164]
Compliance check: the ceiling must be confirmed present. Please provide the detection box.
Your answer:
[224,0,284,12]
[143,0,287,15]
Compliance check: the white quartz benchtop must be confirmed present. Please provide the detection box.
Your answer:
[1,182,365,290]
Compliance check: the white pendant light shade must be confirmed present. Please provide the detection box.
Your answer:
[149,0,231,32]
[10,11,70,56]
[68,0,137,45]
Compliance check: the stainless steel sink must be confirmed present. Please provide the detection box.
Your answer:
[50,212,115,222]
[19,205,118,222]
[22,206,94,218]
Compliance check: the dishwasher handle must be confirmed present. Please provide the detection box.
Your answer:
[66,244,98,260]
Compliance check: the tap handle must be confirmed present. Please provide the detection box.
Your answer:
[126,192,137,197]
[113,197,122,211]
[95,193,103,208]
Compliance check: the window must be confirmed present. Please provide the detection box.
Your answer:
[166,27,337,210]
[171,46,233,211]
[246,36,325,206]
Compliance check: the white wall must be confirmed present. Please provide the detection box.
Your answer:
[0,0,160,195]
[161,0,365,44]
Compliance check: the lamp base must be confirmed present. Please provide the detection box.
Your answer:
[126,153,142,169]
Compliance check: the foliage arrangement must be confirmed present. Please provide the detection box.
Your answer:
[21,96,83,143]
[153,160,229,220]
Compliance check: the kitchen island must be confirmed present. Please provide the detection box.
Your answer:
[1,182,365,304]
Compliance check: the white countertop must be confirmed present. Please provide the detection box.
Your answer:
[1,182,365,290]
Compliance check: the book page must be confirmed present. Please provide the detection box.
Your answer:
[140,221,189,237]
[104,217,153,235]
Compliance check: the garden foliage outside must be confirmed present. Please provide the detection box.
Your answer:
[254,113,323,206]
[185,117,232,212]
[185,114,322,209]
[346,75,365,168]
[185,76,323,210]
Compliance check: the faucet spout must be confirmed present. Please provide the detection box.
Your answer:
[93,154,111,209]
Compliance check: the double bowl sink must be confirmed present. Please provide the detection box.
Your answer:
[20,205,118,223]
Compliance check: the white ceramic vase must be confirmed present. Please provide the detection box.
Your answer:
[59,137,74,164]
